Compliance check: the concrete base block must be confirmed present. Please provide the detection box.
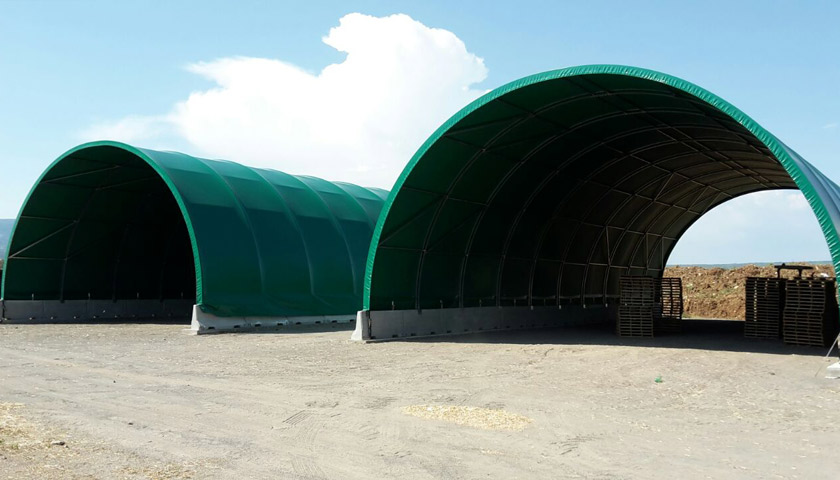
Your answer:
[827,361,840,379]
[351,310,370,341]
[351,305,616,341]
[2,299,193,323]
[190,305,356,334]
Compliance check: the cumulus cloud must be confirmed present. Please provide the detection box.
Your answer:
[82,13,488,189]
[79,14,825,265]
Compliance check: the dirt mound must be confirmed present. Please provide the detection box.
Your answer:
[663,263,835,320]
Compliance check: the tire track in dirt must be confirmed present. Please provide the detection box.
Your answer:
[289,415,327,479]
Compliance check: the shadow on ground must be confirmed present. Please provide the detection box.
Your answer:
[405,319,835,357]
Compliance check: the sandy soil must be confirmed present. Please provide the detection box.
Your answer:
[1,320,839,479]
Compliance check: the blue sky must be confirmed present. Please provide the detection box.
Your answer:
[1,0,838,264]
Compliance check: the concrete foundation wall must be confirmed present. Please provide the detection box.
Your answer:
[190,306,356,334]
[352,305,616,341]
[1,299,195,323]
[2,300,358,335]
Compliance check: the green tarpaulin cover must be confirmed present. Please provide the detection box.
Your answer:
[2,142,388,318]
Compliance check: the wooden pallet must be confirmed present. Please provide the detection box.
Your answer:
[657,277,683,333]
[744,277,783,340]
[618,276,656,337]
[617,306,655,337]
[782,278,838,347]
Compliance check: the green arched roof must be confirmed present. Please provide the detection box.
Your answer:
[2,141,388,317]
[364,65,840,311]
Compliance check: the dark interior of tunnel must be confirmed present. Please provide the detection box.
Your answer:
[2,146,195,319]
[367,73,799,312]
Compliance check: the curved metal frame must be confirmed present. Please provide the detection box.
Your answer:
[364,65,840,314]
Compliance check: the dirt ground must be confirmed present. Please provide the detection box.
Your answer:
[1,320,839,479]
[664,264,836,320]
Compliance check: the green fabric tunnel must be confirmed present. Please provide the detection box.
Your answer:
[1,141,388,326]
[357,65,840,340]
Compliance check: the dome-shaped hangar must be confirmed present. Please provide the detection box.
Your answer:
[354,65,840,341]
[1,141,388,332]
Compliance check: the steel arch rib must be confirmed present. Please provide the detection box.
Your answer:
[364,64,840,311]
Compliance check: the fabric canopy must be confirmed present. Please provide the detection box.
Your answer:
[363,65,840,313]
[2,141,388,318]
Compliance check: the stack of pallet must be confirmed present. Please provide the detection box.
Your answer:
[744,277,784,339]
[618,276,655,337]
[657,277,683,333]
[782,278,839,347]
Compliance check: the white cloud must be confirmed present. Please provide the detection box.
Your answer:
[80,14,828,266]
[81,115,172,144]
[823,122,838,130]
[81,13,488,189]
[667,190,830,265]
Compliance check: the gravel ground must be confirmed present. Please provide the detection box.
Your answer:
[1,320,839,479]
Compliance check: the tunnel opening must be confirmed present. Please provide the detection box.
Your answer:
[654,190,839,349]
[1,145,196,322]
